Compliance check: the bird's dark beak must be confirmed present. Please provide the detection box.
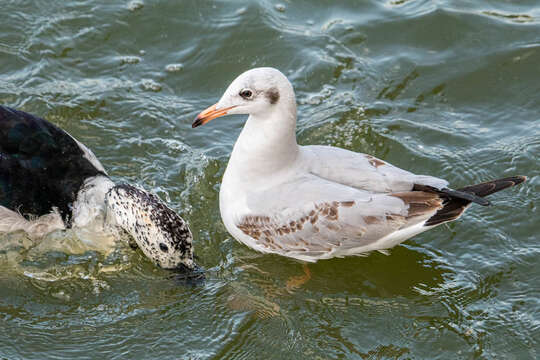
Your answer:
[169,263,205,286]
[192,104,235,128]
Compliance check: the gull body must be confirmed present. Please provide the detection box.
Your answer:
[193,67,525,262]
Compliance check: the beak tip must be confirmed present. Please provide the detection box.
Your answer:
[192,103,233,129]
[192,118,202,128]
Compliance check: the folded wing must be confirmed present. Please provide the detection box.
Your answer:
[302,145,449,193]
[235,176,445,261]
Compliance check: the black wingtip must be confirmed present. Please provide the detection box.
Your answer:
[457,175,527,199]
[441,188,491,206]
[420,175,526,227]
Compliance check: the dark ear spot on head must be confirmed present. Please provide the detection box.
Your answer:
[159,243,169,252]
[266,88,280,104]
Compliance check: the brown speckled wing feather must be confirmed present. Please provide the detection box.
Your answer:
[234,192,440,260]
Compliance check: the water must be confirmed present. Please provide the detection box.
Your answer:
[1,0,539,358]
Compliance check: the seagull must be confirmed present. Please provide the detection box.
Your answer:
[0,105,197,271]
[192,67,526,262]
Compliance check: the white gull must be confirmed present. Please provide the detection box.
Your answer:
[192,67,526,262]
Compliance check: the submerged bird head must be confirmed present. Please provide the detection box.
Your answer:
[105,184,197,271]
[192,67,296,127]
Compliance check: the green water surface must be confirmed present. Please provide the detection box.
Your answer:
[0,1,539,359]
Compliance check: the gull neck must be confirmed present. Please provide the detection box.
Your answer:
[228,103,299,179]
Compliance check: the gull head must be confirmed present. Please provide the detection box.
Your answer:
[192,67,295,128]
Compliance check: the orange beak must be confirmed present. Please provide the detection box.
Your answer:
[192,104,236,128]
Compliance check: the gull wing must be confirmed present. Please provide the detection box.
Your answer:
[234,175,444,261]
[301,145,449,193]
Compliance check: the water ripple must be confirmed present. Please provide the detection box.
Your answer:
[0,0,539,358]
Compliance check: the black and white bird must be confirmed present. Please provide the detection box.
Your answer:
[0,105,196,271]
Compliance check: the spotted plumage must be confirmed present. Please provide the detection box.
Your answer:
[105,184,194,269]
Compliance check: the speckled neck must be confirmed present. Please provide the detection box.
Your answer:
[105,184,194,270]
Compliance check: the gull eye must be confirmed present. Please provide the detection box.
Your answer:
[239,89,253,99]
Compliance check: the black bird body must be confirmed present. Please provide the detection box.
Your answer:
[0,106,104,223]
